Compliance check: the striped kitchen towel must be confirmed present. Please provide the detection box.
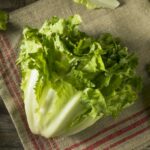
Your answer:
[0,0,150,149]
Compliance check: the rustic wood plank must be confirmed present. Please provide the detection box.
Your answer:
[0,0,37,11]
[0,97,23,149]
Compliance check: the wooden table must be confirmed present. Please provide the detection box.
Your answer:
[0,97,23,150]
[0,0,37,11]
[0,1,37,149]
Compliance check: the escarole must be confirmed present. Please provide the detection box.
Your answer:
[74,0,120,9]
[17,15,141,138]
[0,10,9,30]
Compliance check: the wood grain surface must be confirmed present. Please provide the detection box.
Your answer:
[0,1,37,149]
[0,0,37,11]
[0,97,23,150]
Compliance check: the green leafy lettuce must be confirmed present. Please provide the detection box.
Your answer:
[74,0,120,9]
[0,10,9,31]
[17,15,141,138]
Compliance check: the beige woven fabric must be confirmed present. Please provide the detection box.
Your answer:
[0,0,150,149]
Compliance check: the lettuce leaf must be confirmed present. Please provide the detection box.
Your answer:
[17,15,141,138]
[74,0,120,9]
[0,10,8,31]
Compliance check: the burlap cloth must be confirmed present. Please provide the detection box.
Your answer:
[0,0,150,149]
